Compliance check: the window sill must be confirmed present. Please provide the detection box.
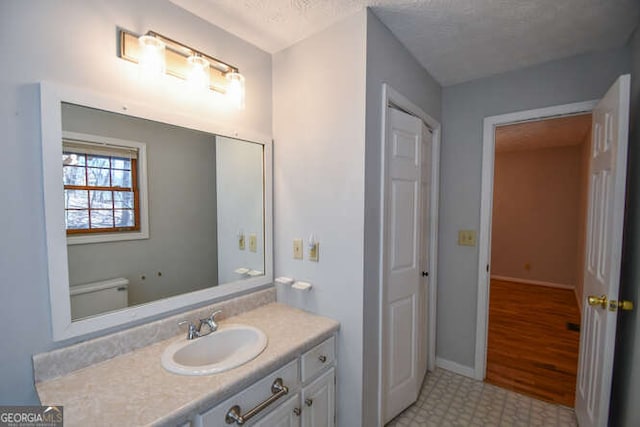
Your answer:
[67,229,149,245]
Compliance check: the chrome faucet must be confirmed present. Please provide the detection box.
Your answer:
[178,310,222,340]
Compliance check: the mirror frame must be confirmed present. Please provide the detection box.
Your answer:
[40,82,273,341]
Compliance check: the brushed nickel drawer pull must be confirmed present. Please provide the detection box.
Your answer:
[225,378,289,425]
[305,398,313,407]
[318,355,327,363]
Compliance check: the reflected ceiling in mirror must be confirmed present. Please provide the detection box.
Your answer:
[40,82,272,340]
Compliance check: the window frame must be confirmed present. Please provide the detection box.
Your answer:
[63,131,149,245]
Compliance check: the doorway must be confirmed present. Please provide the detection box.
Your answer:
[486,114,592,405]
[474,101,598,385]
[474,75,631,427]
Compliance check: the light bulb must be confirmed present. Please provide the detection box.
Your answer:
[186,54,210,91]
[225,72,245,109]
[138,35,166,79]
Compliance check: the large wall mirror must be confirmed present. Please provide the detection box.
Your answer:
[40,83,273,341]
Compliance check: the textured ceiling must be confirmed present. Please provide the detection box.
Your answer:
[495,114,592,153]
[170,0,640,86]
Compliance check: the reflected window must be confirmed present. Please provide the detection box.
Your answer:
[62,139,140,234]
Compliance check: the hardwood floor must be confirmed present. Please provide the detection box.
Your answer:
[486,279,581,407]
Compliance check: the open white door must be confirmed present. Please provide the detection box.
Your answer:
[382,107,425,423]
[575,74,631,427]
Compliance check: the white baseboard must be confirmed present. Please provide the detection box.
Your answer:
[490,275,574,290]
[436,357,476,379]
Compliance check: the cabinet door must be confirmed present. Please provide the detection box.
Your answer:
[254,395,301,427]
[302,368,335,427]
[200,360,299,426]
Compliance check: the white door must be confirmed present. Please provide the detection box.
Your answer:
[254,395,301,427]
[301,368,335,427]
[575,74,630,427]
[418,125,433,383]
[383,107,426,422]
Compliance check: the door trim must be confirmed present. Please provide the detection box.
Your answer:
[474,99,598,380]
[379,83,441,423]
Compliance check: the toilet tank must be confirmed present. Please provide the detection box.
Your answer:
[70,277,129,320]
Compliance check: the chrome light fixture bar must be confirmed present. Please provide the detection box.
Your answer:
[119,28,245,104]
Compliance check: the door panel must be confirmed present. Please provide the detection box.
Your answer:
[389,295,416,390]
[575,75,630,427]
[390,180,417,271]
[383,107,424,423]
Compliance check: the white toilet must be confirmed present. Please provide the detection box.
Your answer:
[70,278,129,320]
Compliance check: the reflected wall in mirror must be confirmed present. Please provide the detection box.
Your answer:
[215,136,265,284]
[40,82,273,340]
[61,104,265,320]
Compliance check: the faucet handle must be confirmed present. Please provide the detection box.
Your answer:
[208,310,223,322]
[200,310,222,332]
[178,320,198,339]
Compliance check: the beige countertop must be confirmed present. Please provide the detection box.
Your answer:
[36,303,339,426]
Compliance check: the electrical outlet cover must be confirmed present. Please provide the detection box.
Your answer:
[309,243,319,262]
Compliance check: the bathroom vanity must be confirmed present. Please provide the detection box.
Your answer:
[35,300,339,426]
[35,82,340,426]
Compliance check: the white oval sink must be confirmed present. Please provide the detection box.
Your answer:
[161,324,267,376]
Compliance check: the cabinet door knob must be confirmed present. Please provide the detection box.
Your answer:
[293,407,301,416]
[318,355,327,363]
[305,398,313,407]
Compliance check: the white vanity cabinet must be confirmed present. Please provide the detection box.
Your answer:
[195,336,336,427]
[301,368,335,427]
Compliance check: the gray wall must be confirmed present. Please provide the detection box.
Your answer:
[362,10,442,425]
[63,104,218,306]
[439,47,631,368]
[273,11,367,427]
[0,0,271,404]
[610,27,640,427]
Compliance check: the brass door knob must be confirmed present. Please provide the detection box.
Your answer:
[588,295,608,309]
[619,300,634,311]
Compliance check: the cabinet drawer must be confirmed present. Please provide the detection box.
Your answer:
[201,359,299,427]
[253,394,301,427]
[301,336,335,382]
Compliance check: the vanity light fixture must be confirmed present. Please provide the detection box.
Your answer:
[225,71,246,110]
[119,29,245,108]
[137,34,166,78]
[186,54,210,91]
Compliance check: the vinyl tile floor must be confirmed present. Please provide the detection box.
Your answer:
[385,368,578,427]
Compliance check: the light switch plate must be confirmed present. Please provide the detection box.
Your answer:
[249,234,257,252]
[293,239,303,259]
[458,229,477,246]
[238,234,245,250]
